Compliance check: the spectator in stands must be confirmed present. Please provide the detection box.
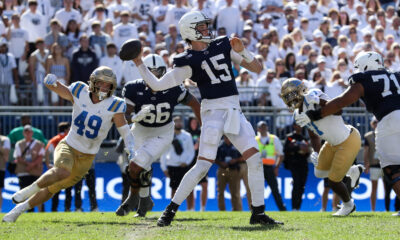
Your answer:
[306,1,323,32]
[89,21,110,58]
[100,43,123,87]
[54,0,82,31]
[161,116,195,209]
[82,4,109,33]
[103,19,114,39]
[44,122,70,212]
[153,0,171,34]
[107,0,130,24]
[20,0,47,56]
[299,18,313,42]
[236,68,255,107]
[320,43,335,70]
[44,19,68,51]
[387,16,400,42]
[45,42,70,106]
[256,121,286,211]
[283,123,310,211]
[164,25,181,54]
[324,71,346,99]
[14,124,45,212]
[113,10,138,50]
[279,35,295,59]
[71,34,98,84]
[29,38,49,105]
[310,56,332,87]
[216,136,243,211]
[6,13,28,70]
[0,38,18,106]
[274,58,290,83]
[284,52,296,77]
[164,0,188,34]
[217,0,241,37]
[0,125,11,212]
[65,19,82,59]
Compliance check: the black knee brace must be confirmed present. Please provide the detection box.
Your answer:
[125,166,152,188]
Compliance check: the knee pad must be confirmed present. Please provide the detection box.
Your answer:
[314,168,329,179]
[383,165,400,185]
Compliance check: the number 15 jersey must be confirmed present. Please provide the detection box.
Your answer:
[66,81,126,154]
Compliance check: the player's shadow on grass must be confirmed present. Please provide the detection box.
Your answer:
[43,220,146,226]
[145,217,207,222]
[231,225,287,231]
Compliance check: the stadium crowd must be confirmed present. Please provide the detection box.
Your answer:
[0,0,399,107]
[1,0,400,214]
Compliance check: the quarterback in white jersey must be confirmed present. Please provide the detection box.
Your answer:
[3,66,135,222]
[281,78,364,217]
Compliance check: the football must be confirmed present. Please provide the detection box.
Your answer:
[119,39,142,61]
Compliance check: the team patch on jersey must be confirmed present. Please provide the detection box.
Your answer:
[108,99,125,112]
[71,82,85,99]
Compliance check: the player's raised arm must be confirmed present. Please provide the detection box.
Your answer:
[181,91,202,126]
[44,74,74,102]
[230,37,262,74]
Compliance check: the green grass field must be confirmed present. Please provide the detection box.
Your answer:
[0,211,399,240]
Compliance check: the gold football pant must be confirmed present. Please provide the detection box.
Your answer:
[316,127,361,182]
[48,139,96,194]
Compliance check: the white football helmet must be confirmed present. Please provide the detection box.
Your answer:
[178,11,213,43]
[143,54,167,79]
[354,51,384,73]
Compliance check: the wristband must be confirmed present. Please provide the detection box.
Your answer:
[239,48,254,63]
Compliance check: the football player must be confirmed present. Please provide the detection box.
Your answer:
[281,78,364,216]
[3,67,135,222]
[116,53,201,218]
[298,51,400,216]
[128,11,283,226]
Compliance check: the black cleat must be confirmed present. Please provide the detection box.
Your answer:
[134,196,154,218]
[115,193,139,216]
[250,213,284,225]
[157,202,179,227]
[250,205,284,225]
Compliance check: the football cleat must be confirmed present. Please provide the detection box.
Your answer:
[157,202,179,227]
[134,196,154,218]
[249,205,283,225]
[115,193,139,216]
[333,200,356,216]
[2,204,26,222]
[392,211,400,216]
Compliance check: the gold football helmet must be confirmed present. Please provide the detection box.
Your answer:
[89,66,117,100]
[280,78,307,109]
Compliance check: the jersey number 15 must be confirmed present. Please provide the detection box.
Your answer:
[201,53,232,84]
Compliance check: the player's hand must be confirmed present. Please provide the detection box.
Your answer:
[294,109,311,127]
[230,37,244,52]
[44,74,58,87]
[127,148,136,161]
[310,151,319,166]
[131,105,152,122]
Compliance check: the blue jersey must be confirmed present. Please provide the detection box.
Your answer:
[173,36,238,100]
[122,79,189,128]
[349,70,400,121]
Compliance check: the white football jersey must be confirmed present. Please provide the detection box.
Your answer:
[66,82,126,154]
[302,89,351,146]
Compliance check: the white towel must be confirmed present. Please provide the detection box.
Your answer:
[10,84,18,104]
[223,108,240,135]
[37,83,44,103]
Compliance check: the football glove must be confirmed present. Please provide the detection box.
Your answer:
[294,109,311,127]
[44,74,58,87]
[131,105,152,123]
[304,92,320,105]
[310,151,319,166]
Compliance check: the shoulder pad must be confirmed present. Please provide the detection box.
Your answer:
[70,81,88,99]
[348,72,364,85]
[173,51,190,68]
[107,97,126,113]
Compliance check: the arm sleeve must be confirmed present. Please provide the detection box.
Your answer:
[230,49,244,65]
[117,124,134,151]
[136,64,191,91]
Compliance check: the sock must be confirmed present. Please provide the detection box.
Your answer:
[246,152,265,207]
[24,182,40,197]
[139,187,149,198]
[17,201,31,212]
[172,160,212,205]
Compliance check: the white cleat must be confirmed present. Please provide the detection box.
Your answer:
[2,204,25,222]
[333,200,356,217]
[348,164,365,189]
[392,211,400,216]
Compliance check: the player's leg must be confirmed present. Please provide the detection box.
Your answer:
[217,168,228,211]
[263,165,286,211]
[0,170,4,211]
[12,140,73,204]
[228,169,242,211]
[157,111,221,226]
[200,179,208,211]
[329,128,361,216]
[74,180,83,212]
[369,168,380,211]
[86,169,98,211]
[227,113,282,225]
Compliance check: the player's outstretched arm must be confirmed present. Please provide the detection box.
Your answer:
[230,37,262,74]
[307,129,321,153]
[114,113,135,155]
[44,74,73,102]
[131,49,191,91]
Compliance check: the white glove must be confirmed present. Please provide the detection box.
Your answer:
[131,105,152,123]
[44,74,58,87]
[310,151,319,166]
[294,109,311,127]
